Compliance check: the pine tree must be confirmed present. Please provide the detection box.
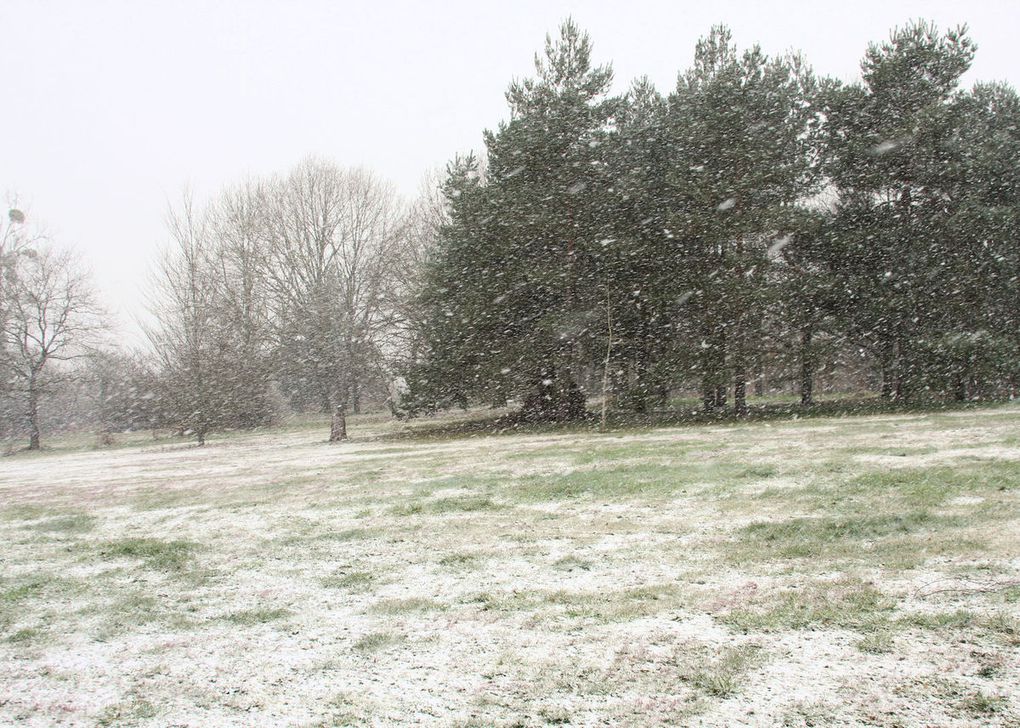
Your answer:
[664,26,821,414]
[824,21,977,400]
[410,19,619,420]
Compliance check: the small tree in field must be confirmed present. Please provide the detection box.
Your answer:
[1,246,102,449]
[146,195,231,446]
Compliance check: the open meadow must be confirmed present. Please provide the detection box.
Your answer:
[1,406,1019,726]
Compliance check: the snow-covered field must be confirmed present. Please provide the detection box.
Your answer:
[1,406,1019,726]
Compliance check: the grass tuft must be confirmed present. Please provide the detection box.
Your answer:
[97,537,197,572]
[353,631,405,652]
[222,607,291,625]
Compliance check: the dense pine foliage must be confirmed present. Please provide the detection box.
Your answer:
[404,20,1020,420]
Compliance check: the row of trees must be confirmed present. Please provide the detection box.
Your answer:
[144,160,413,443]
[405,20,1020,419]
[4,19,1018,448]
[3,160,419,449]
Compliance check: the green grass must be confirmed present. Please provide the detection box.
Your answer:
[96,537,198,572]
[553,555,593,571]
[322,571,376,591]
[899,609,978,630]
[391,495,502,516]
[95,698,158,726]
[510,460,777,502]
[735,510,962,562]
[467,584,683,624]
[438,552,483,569]
[722,579,895,633]
[2,403,1018,725]
[848,461,1020,501]
[678,644,764,698]
[961,691,1008,717]
[353,631,405,652]
[370,597,447,615]
[317,527,376,542]
[856,630,895,654]
[31,512,97,535]
[1,578,49,605]
[5,627,45,645]
[222,607,291,626]
[0,575,75,631]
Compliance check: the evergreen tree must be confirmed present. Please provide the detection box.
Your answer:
[824,21,977,400]
[664,26,822,413]
[411,19,619,420]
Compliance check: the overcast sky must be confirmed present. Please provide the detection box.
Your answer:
[4,0,1019,342]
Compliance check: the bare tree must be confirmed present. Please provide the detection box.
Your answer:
[145,194,224,446]
[2,245,102,449]
[208,180,276,427]
[263,159,404,440]
[386,170,446,366]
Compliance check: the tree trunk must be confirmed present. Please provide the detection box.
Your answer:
[26,379,41,451]
[351,381,361,415]
[330,404,348,442]
[800,323,814,407]
[732,317,747,416]
[521,370,586,422]
[879,338,895,400]
[734,367,748,416]
[97,376,114,447]
[894,344,908,402]
[196,429,206,447]
[26,377,41,450]
[954,371,967,402]
[702,323,727,412]
[631,351,650,414]
[490,388,508,409]
[754,362,765,397]
[702,382,716,412]
[600,295,614,431]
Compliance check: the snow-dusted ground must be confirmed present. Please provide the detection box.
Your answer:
[1,407,1018,726]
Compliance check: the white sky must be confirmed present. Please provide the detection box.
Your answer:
[4,0,1019,343]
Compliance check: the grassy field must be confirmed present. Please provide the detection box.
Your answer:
[1,406,1018,726]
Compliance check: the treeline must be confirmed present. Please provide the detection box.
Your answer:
[140,160,425,443]
[1,160,430,449]
[405,20,1020,420]
[3,19,1019,449]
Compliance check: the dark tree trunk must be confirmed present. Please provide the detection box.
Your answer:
[880,338,896,400]
[330,404,348,442]
[881,375,894,400]
[954,371,967,402]
[97,377,114,447]
[702,382,715,412]
[734,367,748,416]
[894,347,908,402]
[701,318,728,412]
[800,324,814,407]
[754,362,765,397]
[490,392,508,409]
[521,371,587,422]
[631,348,651,414]
[26,380,41,451]
[196,429,206,447]
[732,313,747,416]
